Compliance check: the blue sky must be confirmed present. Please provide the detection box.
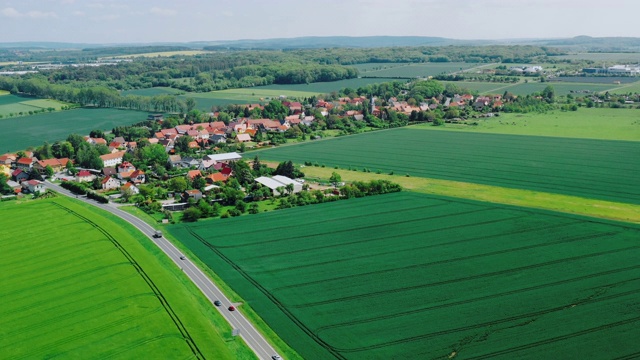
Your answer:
[1,0,638,43]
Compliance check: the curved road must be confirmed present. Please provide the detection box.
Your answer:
[45,181,280,360]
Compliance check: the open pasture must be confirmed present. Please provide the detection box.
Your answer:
[551,53,640,62]
[416,108,640,141]
[170,192,640,360]
[0,197,239,359]
[354,62,474,78]
[0,107,151,152]
[258,128,640,205]
[0,94,69,117]
[548,76,640,85]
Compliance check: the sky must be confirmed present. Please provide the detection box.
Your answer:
[1,0,639,44]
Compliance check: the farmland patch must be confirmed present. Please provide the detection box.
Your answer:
[257,128,640,204]
[0,197,240,359]
[0,107,152,151]
[170,192,640,360]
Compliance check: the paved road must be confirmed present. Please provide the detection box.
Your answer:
[45,181,280,360]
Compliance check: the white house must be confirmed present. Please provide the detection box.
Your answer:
[101,176,120,190]
[23,180,45,194]
[100,151,126,167]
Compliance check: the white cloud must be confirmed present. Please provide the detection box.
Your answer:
[1,7,58,19]
[150,7,177,16]
[91,14,120,21]
[222,10,233,17]
[72,10,85,16]
[1,7,21,18]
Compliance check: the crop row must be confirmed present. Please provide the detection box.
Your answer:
[259,129,640,204]
[171,192,640,359]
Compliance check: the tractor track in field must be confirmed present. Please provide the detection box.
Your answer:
[52,202,205,360]
[291,243,640,308]
[185,226,346,360]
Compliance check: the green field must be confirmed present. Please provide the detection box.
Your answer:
[417,108,640,141]
[176,78,400,110]
[255,78,402,94]
[121,87,186,97]
[0,108,151,152]
[440,81,516,94]
[0,94,68,117]
[257,128,640,205]
[504,82,617,96]
[169,192,640,360]
[552,53,640,62]
[354,62,476,78]
[0,197,250,359]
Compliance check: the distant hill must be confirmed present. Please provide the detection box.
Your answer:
[197,36,489,49]
[2,36,640,52]
[534,36,640,52]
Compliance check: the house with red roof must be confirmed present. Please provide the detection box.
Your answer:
[12,169,29,182]
[34,158,70,173]
[187,170,202,180]
[129,169,145,184]
[76,170,96,183]
[16,157,36,171]
[101,176,120,190]
[22,180,44,194]
[120,182,139,195]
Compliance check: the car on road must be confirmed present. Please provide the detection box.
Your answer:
[179,256,186,260]
[272,355,282,360]
[228,306,235,311]
[214,300,222,306]
[153,230,163,238]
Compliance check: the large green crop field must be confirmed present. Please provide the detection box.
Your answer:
[552,53,640,62]
[354,62,475,78]
[0,94,68,117]
[257,128,640,204]
[0,108,151,152]
[169,192,640,360]
[416,108,640,141]
[0,197,248,359]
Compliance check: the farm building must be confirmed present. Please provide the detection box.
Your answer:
[205,152,242,163]
[255,176,303,196]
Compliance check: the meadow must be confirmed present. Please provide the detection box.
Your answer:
[0,94,68,117]
[354,62,475,78]
[552,53,640,62]
[504,82,618,96]
[0,108,151,152]
[416,108,640,141]
[0,196,249,359]
[170,192,640,360]
[257,128,640,205]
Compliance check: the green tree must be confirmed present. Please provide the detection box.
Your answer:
[542,85,555,103]
[139,144,168,167]
[248,202,260,214]
[45,165,55,178]
[329,172,342,187]
[168,177,188,193]
[0,173,12,194]
[185,97,197,112]
[182,207,202,222]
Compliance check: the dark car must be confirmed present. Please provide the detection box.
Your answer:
[214,300,222,306]
[228,306,235,311]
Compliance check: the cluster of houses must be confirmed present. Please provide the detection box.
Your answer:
[0,152,63,195]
